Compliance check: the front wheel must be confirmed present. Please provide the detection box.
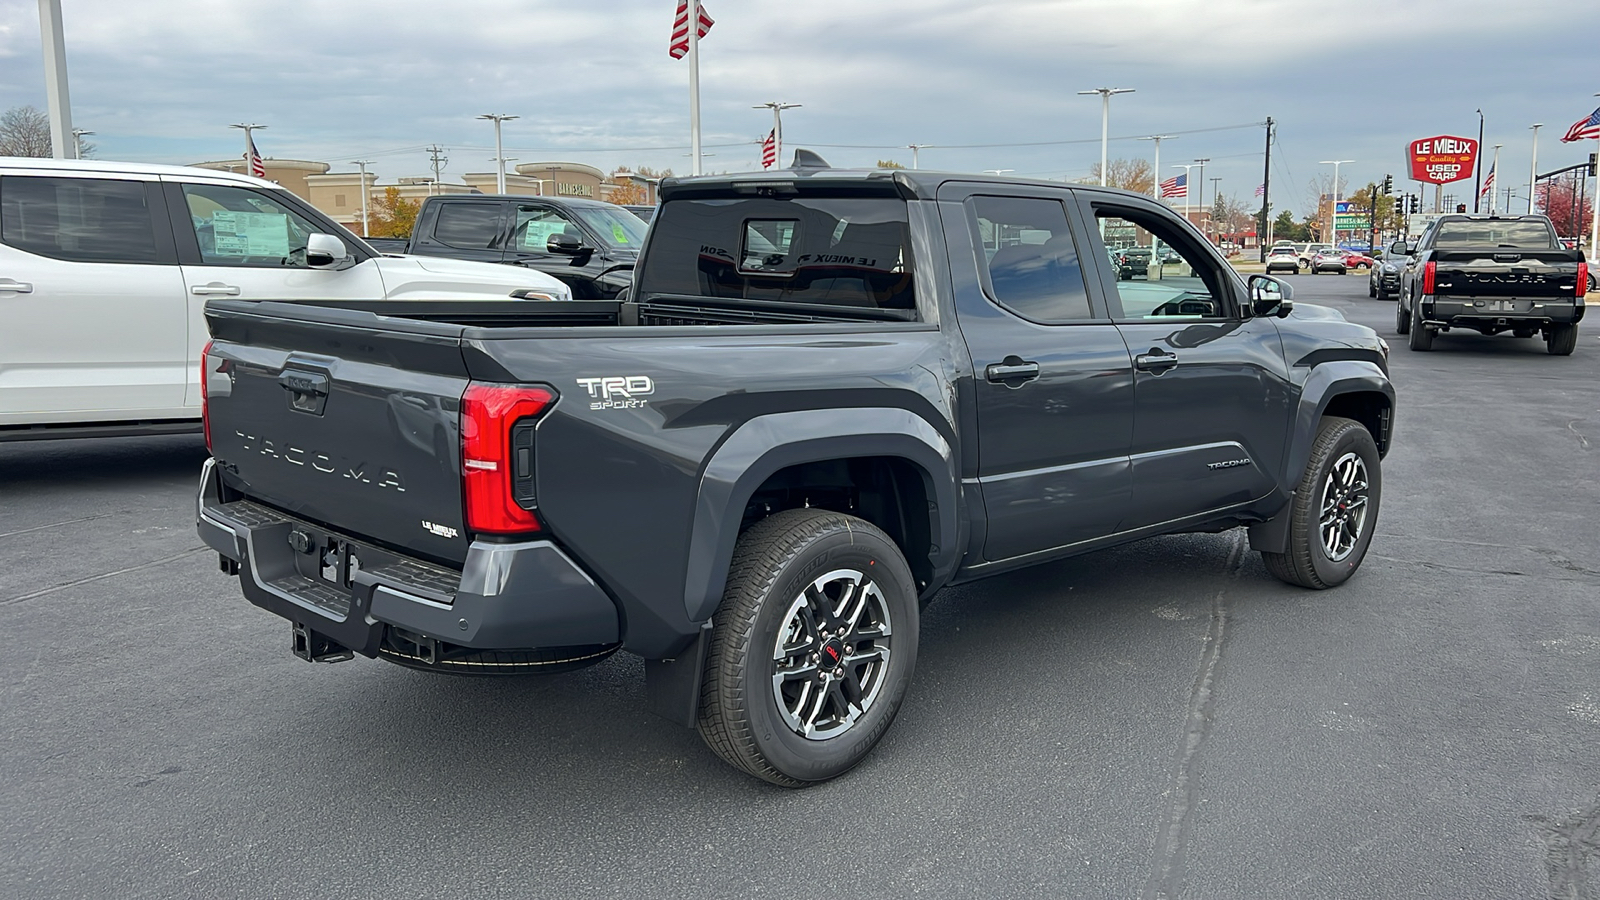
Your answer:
[1395,296,1410,334]
[698,508,919,787]
[1262,416,1382,589]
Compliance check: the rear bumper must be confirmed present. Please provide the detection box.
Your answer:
[195,459,620,657]
[1422,296,1585,328]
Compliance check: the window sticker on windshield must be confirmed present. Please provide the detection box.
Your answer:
[611,222,631,244]
[522,220,566,248]
[209,210,290,258]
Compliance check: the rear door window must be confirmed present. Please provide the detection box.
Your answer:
[965,195,1092,322]
[636,195,916,314]
[1,175,160,264]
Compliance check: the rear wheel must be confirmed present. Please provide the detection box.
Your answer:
[1368,282,1377,298]
[1407,301,1433,350]
[1262,416,1381,589]
[698,508,918,787]
[1395,297,1410,334]
[1548,323,1579,356]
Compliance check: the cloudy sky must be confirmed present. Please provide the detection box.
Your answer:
[2,0,1597,217]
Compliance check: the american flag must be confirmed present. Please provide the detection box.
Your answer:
[1159,173,1187,198]
[245,134,266,178]
[669,0,714,60]
[1254,183,1264,197]
[1479,161,1495,198]
[1560,107,1600,143]
[760,129,776,169]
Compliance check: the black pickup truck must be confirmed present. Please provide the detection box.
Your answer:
[396,194,647,299]
[1395,214,1587,354]
[196,159,1395,786]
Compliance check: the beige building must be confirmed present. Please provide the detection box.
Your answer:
[188,158,330,202]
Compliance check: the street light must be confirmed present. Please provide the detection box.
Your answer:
[982,169,1014,176]
[1320,159,1354,243]
[1172,163,1196,226]
[1527,124,1545,215]
[351,159,373,237]
[907,144,929,169]
[753,102,801,170]
[70,128,92,160]
[1137,135,1175,201]
[229,123,265,173]
[1077,87,1134,186]
[1487,143,1503,215]
[477,114,519,195]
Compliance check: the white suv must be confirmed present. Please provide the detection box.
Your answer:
[0,158,570,441]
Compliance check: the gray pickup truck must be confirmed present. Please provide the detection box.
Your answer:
[1395,213,1587,354]
[196,158,1395,786]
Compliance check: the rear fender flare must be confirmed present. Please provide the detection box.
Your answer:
[683,408,960,623]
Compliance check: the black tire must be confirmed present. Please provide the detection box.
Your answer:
[1548,323,1579,356]
[1395,296,1410,334]
[1407,301,1433,350]
[1261,416,1381,589]
[1368,282,1377,298]
[697,508,918,787]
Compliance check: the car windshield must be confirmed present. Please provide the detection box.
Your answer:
[1433,220,1555,249]
[571,204,649,249]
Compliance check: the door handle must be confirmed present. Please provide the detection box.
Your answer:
[985,358,1040,385]
[191,283,241,296]
[0,279,34,293]
[1134,350,1179,374]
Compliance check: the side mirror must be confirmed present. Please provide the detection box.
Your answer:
[1389,241,1410,256]
[547,233,586,255]
[305,233,347,268]
[1248,274,1295,318]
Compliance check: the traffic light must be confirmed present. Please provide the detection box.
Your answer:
[1456,204,1467,213]
[1409,195,1421,214]
[1382,175,1393,195]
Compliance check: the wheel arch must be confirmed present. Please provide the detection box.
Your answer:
[682,408,961,625]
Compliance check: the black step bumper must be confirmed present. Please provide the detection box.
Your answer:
[195,459,620,658]
[1423,296,1585,328]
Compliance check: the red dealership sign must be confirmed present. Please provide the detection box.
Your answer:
[1408,135,1478,184]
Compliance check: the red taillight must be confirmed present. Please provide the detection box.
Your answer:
[1421,260,1436,295]
[461,383,555,534]
[200,341,213,453]
[1577,262,1588,298]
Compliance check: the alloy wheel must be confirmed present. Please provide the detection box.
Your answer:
[771,568,894,741]
[1318,452,1370,562]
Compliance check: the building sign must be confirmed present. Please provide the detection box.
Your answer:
[1408,135,1478,184]
[557,182,595,198]
[1333,200,1366,232]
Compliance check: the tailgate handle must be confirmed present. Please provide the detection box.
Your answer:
[279,369,330,415]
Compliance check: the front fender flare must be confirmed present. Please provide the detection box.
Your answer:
[682,408,960,624]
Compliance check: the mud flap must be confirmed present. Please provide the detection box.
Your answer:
[643,623,712,728]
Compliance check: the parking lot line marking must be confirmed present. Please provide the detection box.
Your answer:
[0,513,115,541]
[0,546,207,607]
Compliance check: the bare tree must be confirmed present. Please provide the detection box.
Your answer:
[0,106,54,157]
[1085,158,1154,195]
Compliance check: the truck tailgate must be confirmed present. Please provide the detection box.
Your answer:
[1433,249,1583,298]
[204,301,473,566]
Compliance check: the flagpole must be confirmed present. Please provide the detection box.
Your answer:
[688,0,702,176]
[1590,131,1599,260]
[1488,144,1501,215]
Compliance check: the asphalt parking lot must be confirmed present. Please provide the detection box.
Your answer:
[3,274,1598,900]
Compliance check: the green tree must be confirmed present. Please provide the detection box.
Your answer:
[367,187,420,238]
[1271,209,1307,242]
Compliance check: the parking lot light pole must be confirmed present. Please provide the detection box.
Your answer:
[351,159,372,236]
[908,144,928,169]
[478,114,519,195]
[1078,88,1134,186]
[70,128,92,159]
[1488,143,1502,215]
[1138,135,1175,200]
[1173,163,1195,227]
[1320,159,1353,243]
[753,102,800,170]
[1528,124,1543,214]
[38,0,74,159]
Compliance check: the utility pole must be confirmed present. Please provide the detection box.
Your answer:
[1260,117,1273,259]
[1078,87,1135,186]
[753,101,801,170]
[1320,159,1353,244]
[907,144,928,169]
[37,0,74,158]
[477,114,519,195]
[351,160,373,236]
[1474,109,1485,213]
[427,145,448,196]
[70,128,93,159]
[1528,124,1543,214]
[1138,135,1176,200]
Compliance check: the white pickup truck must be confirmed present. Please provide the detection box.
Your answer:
[0,158,570,441]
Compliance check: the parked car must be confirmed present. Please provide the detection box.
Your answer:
[1298,243,1334,269]
[1369,250,1404,300]
[1108,246,1133,280]
[196,158,1395,786]
[364,236,409,254]
[623,204,657,223]
[397,194,648,299]
[1308,249,1349,274]
[1265,246,1301,274]
[1342,251,1375,270]
[1396,214,1586,354]
[0,157,570,443]
[1118,247,1152,278]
